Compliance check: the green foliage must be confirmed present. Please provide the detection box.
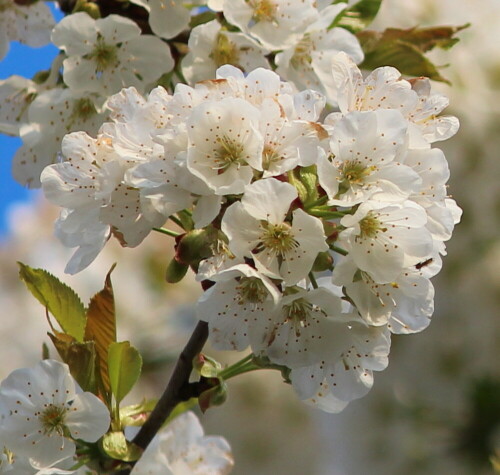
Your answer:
[332,0,383,33]
[120,400,157,427]
[108,341,143,405]
[358,24,469,83]
[18,262,86,342]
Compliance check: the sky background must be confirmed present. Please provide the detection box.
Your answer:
[0,5,62,238]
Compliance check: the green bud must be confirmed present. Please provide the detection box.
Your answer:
[165,257,189,283]
[312,251,333,272]
[198,381,228,413]
[194,353,223,378]
[175,227,218,267]
[72,0,101,18]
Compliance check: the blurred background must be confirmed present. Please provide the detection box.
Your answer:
[0,0,499,473]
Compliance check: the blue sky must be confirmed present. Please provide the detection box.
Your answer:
[0,5,62,238]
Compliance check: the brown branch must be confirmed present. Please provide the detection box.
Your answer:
[132,320,209,450]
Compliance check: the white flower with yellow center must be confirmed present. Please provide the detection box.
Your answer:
[338,200,434,284]
[318,109,421,206]
[332,256,438,333]
[186,97,264,195]
[51,12,174,97]
[328,52,458,145]
[265,287,342,368]
[276,4,364,104]
[222,178,328,285]
[197,264,281,352]
[222,0,319,50]
[182,20,270,85]
[0,360,110,469]
[131,411,233,475]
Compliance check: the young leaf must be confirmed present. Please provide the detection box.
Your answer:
[101,431,142,462]
[85,264,117,398]
[108,341,142,405]
[48,331,97,394]
[333,0,383,33]
[18,262,86,342]
[357,25,468,83]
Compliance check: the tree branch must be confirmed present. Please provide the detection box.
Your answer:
[132,320,209,450]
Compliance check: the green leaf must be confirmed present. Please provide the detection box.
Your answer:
[360,38,450,83]
[18,262,86,342]
[84,265,117,399]
[101,432,142,462]
[333,0,383,33]
[357,25,468,83]
[48,331,97,393]
[119,399,157,427]
[108,341,142,405]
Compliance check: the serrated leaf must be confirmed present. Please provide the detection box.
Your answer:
[18,263,86,342]
[48,331,97,393]
[108,341,142,405]
[101,432,142,462]
[333,0,382,33]
[84,265,117,399]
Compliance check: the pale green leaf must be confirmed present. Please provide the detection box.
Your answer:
[18,262,86,342]
[101,432,142,462]
[108,341,142,405]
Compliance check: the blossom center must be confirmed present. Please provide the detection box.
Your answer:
[236,277,268,304]
[38,403,68,436]
[358,212,387,239]
[88,34,118,73]
[210,33,240,68]
[250,0,277,23]
[258,222,298,256]
[262,144,281,169]
[213,136,245,171]
[290,35,313,68]
[338,160,375,194]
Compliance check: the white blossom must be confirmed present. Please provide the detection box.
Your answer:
[0,360,110,469]
[222,178,328,285]
[128,0,191,39]
[0,0,54,60]
[318,109,421,206]
[338,200,434,283]
[276,4,364,104]
[329,52,459,145]
[222,0,319,50]
[131,411,233,475]
[182,20,270,85]
[197,264,280,352]
[13,88,108,188]
[186,97,264,195]
[51,12,174,97]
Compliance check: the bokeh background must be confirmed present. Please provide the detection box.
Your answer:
[1,1,499,473]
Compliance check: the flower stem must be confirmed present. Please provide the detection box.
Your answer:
[152,227,181,238]
[329,244,349,256]
[219,354,260,380]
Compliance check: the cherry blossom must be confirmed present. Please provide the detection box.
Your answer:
[0,360,110,469]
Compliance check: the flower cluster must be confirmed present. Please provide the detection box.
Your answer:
[41,54,460,412]
[0,1,363,188]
